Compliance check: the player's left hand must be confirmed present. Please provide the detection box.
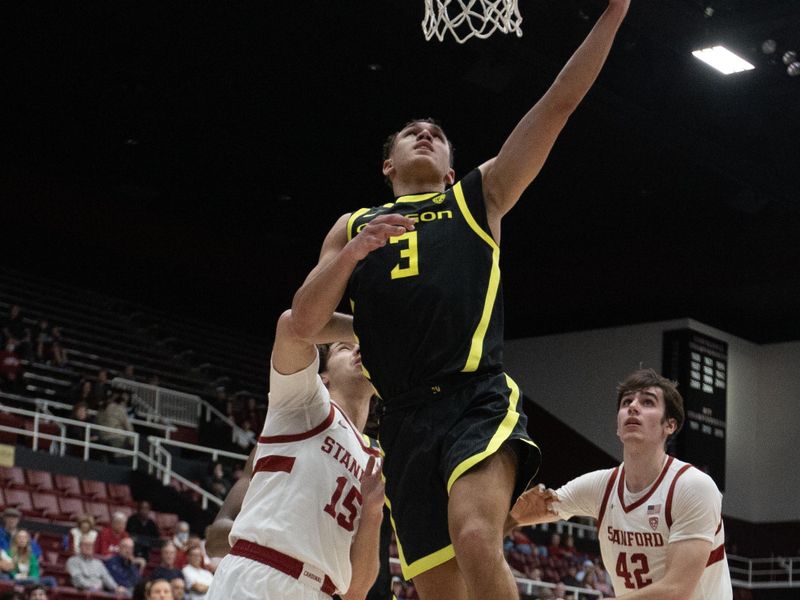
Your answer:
[360,455,385,520]
[510,483,559,526]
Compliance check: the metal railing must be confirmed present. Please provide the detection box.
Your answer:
[147,436,248,510]
[0,403,139,468]
[112,378,253,446]
[0,390,176,438]
[729,554,799,588]
[113,377,201,427]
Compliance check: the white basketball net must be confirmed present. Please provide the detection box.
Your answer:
[423,0,523,43]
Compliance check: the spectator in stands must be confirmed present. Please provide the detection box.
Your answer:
[150,542,182,583]
[69,514,98,555]
[552,581,573,600]
[123,365,137,381]
[2,306,32,361]
[0,510,41,560]
[126,500,159,559]
[96,389,134,450]
[67,537,127,594]
[146,579,174,600]
[181,546,212,600]
[169,576,186,600]
[74,379,94,405]
[94,369,110,409]
[96,512,131,558]
[231,419,255,451]
[203,464,229,500]
[0,530,56,588]
[34,319,65,367]
[0,341,24,392]
[560,533,577,559]
[546,532,564,559]
[66,402,98,457]
[171,522,190,553]
[105,538,143,593]
[25,585,48,600]
[240,396,264,430]
[560,564,580,588]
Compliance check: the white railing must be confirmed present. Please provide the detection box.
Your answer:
[113,377,202,427]
[0,403,139,468]
[0,391,176,438]
[147,436,248,510]
[533,518,599,542]
[729,554,800,588]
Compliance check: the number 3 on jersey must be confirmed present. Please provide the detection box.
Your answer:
[616,552,652,589]
[390,231,419,279]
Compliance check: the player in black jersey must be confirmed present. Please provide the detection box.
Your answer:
[292,2,632,598]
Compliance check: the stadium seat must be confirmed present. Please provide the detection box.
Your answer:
[57,496,86,520]
[81,479,108,500]
[27,469,55,491]
[0,465,29,489]
[54,474,84,498]
[85,500,111,526]
[32,491,62,518]
[24,420,61,451]
[107,483,135,505]
[4,488,34,514]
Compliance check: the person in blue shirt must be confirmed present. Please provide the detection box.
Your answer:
[104,538,142,593]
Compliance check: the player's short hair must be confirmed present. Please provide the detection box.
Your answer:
[616,368,685,437]
[382,118,455,186]
[317,344,331,374]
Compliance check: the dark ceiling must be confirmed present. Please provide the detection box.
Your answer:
[4,0,800,345]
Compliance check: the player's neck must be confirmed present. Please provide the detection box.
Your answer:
[391,173,447,197]
[329,385,371,432]
[622,446,668,494]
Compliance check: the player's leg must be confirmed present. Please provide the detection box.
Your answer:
[411,557,469,600]
[448,443,518,600]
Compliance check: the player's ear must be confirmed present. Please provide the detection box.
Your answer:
[444,168,455,185]
[382,159,394,179]
[665,418,677,435]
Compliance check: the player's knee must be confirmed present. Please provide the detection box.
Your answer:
[450,520,502,562]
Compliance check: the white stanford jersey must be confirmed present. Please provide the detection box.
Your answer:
[228,351,380,594]
[555,456,732,599]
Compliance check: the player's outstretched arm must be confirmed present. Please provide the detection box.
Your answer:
[291,214,415,342]
[205,448,255,557]
[480,0,631,221]
[341,456,385,600]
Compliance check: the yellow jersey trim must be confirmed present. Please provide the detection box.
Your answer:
[446,374,537,493]
[395,192,441,204]
[453,181,501,372]
[346,208,370,241]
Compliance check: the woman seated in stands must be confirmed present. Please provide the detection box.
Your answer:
[34,320,66,367]
[0,530,56,588]
[69,514,97,555]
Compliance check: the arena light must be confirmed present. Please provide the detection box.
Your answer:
[692,46,755,75]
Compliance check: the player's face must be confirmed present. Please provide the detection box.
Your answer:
[616,386,675,445]
[383,122,455,186]
[324,342,365,385]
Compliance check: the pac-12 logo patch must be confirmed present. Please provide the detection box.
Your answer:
[649,516,659,530]
[432,194,445,204]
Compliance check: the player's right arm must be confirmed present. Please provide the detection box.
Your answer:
[290,213,415,341]
[205,448,255,558]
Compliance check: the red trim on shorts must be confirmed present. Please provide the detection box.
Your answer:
[332,402,381,457]
[665,463,693,528]
[706,544,726,567]
[231,540,336,596]
[252,455,296,475]
[259,406,335,444]
[618,456,675,513]
[597,467,619,528]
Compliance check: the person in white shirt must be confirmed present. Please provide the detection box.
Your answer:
[182,545,214,600]
[511,368,733,599]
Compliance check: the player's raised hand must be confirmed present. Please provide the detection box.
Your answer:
[360,455,386,520]
[510,483,559,526]
[345,215,415,261]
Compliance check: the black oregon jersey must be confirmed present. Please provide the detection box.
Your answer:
[347,168,504,401]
